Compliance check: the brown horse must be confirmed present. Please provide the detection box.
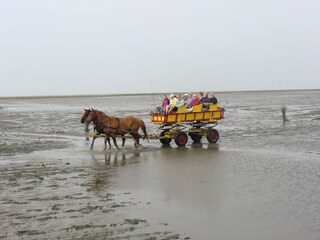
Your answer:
[80,108,91,124]
[85,109,148,150]
[81,109,120,149]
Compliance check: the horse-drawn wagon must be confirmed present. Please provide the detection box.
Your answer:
[150,103,225,146]
[82,103,225,149]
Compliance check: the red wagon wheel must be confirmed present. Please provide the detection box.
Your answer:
[206,128,219,143]
[174,131,188,146]
[159,131,172,145]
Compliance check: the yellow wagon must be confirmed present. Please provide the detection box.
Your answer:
[150,103,225,146]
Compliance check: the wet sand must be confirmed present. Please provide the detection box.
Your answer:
[1,138,320,239]
[1,91,320,239]
[0,141,186,239]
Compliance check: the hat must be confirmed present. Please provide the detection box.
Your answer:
[170,93,175,98]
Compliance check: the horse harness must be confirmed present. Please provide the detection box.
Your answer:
[97,117,120,132]
[92,112,139,135]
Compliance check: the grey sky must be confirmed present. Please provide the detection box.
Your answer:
[1,0,319,97]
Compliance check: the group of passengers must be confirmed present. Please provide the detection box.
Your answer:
[159,92,218,114]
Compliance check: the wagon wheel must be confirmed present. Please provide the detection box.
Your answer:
[174,131,188,146]
[206,128,219,143]
[159,131,172,145]
[189,132,202,142]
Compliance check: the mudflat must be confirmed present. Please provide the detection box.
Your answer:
[1,91,320,239]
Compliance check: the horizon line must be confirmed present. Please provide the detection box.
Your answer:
[0,88,319,100]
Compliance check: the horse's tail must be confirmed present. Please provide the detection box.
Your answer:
[140,119,149,142]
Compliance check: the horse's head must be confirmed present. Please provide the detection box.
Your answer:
[85,109,97,125]
[81,108,91,124]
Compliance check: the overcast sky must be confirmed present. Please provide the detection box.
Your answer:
[0,0,319,97]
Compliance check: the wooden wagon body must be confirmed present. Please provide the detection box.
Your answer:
[150,103,225,146]
[151,103,224,124]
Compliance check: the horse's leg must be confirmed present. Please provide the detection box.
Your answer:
[90,136,97,150]
[107,137,111,149]
[129,133,136,147]
[136,131,142,146]
[136,134,141,147]
[134,138,138,148]
[121,134,126,147]
[111,135,120,150]
[102,129,111,149]
[134,136,139,148]
[131,133,140,148]
[104,135,110,151]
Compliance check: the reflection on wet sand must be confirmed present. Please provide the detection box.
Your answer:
[206,142,220,150]
[88,150,142,193]
[88,154,113,193]
[104,150,141,165]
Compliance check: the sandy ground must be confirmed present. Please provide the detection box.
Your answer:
[1,135,320,240]
[1,136,193,239]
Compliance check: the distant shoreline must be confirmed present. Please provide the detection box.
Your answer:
[0,88,319,100]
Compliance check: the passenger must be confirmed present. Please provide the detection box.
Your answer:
[185,93,194,108]
[201,92,211,111]
[160,94,170,114]
[198,92,204,102]
[189,93,201,108]
[176,94,186,106]
[201,92,210,104]
[168,94,185,113]
[183,93,189,103]
[166,94,177,114]
[208,92,218,104]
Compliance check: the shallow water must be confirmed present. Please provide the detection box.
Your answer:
[1,90,320,239]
